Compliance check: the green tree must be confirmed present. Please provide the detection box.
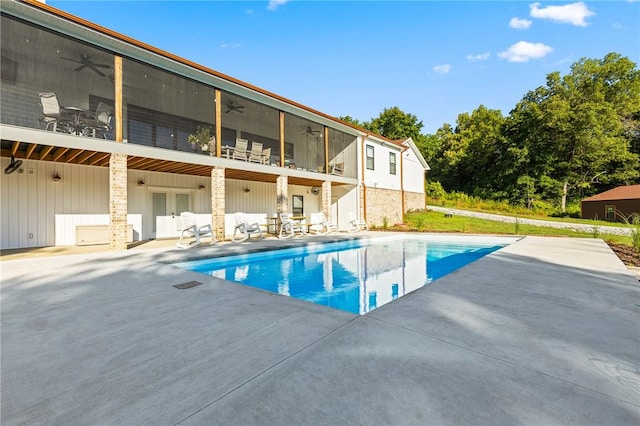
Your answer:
[368,106,424,140]
[513,53,640,212]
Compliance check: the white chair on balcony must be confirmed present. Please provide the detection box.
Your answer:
[38,92,72,133]
[248,142,264,163]
[329,152,344,176]
[82,102,113,138]
[232,138,249,161]
[261,147,271,165]
[176,212,216,248]
[232,212,264,242]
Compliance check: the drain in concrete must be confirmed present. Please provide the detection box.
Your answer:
[173,281,203,290]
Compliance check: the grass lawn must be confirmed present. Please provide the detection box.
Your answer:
[397,210,633,247]
[427,204,626,228]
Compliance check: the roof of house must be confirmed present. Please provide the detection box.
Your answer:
[397,138,431,171]
[582,185,640,202]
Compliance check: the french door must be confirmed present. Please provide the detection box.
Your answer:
[151,191,192,238]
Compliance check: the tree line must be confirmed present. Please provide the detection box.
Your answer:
[341,52,640,214]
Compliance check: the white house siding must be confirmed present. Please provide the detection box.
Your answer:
[1,158,109,249]
[402,149,426,194]
[331,185,359,231]
[362,142,402,191]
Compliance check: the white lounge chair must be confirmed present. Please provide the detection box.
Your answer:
[348,212,368,232]
[278,213,306,238]
[309,212,337,235]
[232,212,264,242]
[232,138,249,161]
[248,141,264,163]
[177,212,216,248]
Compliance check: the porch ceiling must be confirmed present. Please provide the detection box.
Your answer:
[1,140,342,187]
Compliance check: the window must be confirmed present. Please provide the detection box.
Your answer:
[292,195,304,216]
[389,152,396,175]
[605,205,615,220]
[366,145,374,170]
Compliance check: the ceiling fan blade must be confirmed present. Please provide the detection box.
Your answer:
[92,63,111,69]
[74,64,86,72]
[60,56,81,63]
[89,65,106,77]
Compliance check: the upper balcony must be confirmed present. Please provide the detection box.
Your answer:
[0,13,358,180]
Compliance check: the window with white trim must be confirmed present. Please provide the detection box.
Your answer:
[366,145,374,170]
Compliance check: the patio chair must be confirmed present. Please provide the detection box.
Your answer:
[248,142,264,163]
[329,152,344,176]
[232,212,264,242]
[308,212,337,235]
[232,138,249,161]
[176,212,216,248]
[38,92,72,133]
[348,212,368,232]
[261,147,271,165]
[82,102,113,138]
[278,212,306,238]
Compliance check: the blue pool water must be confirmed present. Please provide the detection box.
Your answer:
[173,235,515,315]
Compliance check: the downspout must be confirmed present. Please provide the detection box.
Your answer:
[400,146,406,224]
[360,136,366,222]
[214,89,222,157]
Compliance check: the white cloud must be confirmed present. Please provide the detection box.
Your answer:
[498,41,553,63]
[220,42,242,49]
[529,2,595,27]
[466,52,491,61]
[267,0,288,11]
[433,64,452,74]
[510,17,532,29]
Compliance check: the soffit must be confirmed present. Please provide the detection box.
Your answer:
[1,139,351,187]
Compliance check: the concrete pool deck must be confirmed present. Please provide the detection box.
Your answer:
[1,234,639,425]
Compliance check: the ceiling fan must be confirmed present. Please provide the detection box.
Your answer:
[302,126,321,136]
[60,53,111,77]
[225,101,245,113]
[4,155,23,175]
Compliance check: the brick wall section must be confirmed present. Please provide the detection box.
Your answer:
[109,153,128,250]
[211,166,225,240]
[321,181,332,222]
[404,191,426,212]
[276,175,288,214]
[366,187,403,227]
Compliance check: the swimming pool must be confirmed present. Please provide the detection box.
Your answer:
[173,235,516,315]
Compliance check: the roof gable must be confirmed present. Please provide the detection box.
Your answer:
[582,185,640,202]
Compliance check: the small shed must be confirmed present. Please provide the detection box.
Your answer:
[581,185,640,222]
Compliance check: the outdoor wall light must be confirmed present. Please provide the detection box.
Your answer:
[52,173,61,182]
[198,184,205,190]
[244,188,251,193]
[137,179,145,186]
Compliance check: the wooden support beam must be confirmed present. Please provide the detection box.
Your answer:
[52,147,69,162]
[11,141,20,155]
[64,149,83,163]
[89,152,110,166]
[39,145,54,160]
[76,150,98,164]
[25,143,38,159]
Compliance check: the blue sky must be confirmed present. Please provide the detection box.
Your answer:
[48,0,639,134]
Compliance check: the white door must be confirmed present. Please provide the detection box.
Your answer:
[152,191,192,238]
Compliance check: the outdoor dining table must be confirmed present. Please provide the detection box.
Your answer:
[63,106,90,135]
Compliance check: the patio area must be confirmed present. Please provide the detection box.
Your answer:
[1,234,639,425]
